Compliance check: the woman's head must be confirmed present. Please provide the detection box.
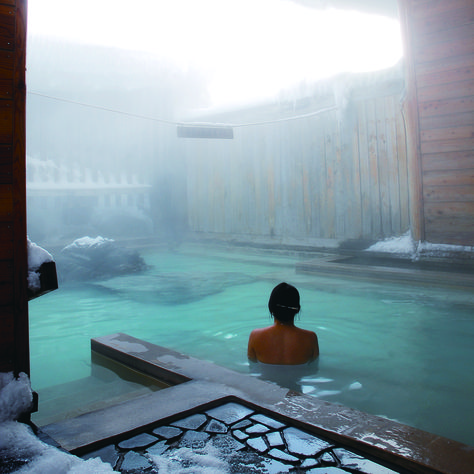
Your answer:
[268,282,300,323]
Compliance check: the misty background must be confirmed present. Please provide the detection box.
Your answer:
[26,38,205,243]
[25,0,403,247]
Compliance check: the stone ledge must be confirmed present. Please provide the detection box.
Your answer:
[39,333,473,474]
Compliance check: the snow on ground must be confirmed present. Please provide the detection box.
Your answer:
[417,240,474,256]
[0,372,114,473]
[366,231,416,255]
[366,231,474,259]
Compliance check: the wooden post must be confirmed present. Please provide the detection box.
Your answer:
[398,0,425,242]
[0,0,29,376]
[13,0,29,376]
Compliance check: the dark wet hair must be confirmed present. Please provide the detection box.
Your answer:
[268,282,301,323]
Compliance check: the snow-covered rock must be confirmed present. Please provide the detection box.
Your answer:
[27,238,55,294]
[56,236,148,282]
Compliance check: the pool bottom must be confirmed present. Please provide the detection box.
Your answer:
[31,353,171,427]
[39,333,473,474]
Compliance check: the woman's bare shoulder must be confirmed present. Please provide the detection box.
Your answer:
[250,326,273,338]
[296,326,317,337]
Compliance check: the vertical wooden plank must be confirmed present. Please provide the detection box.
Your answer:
[217,140,226,234]
[253,124,264,236]
[357,101,371,239]
[289,118,303,236]
[395,113,410,235]
[297,117,306,236]
[350,104,362,238]
[185,139,196,231]
[209,142,217,233]
[399,0,425,242]
[245,128,254,235]
[290,119,308,236]
[263,123,272,237]
[284,119,294,236]
[221,130,230,233]
[265,123,276,237]
[205,141,213,233]
[316,113,328,238]
[223,129,233,234]
[366,99,382,237]
[190,140,199,232]
[287,120,297,237]
[308,115,321,238]
[231,130,241,235]
[238,126,248,235]
[222,139,230,235]
[211,141,221,233]
[277,120,287,237]
[323,110,336,239]
[212,140,219,233]
[301,115,312,235]
[247,127,257,235]
[338,103,359,239]
[274,121,283,236]
[334,114,344,238]
[203,140,211,232]
[376,97,392,236]
[391,95,408,234]
[197,141,207,232]
[385,96,402,235]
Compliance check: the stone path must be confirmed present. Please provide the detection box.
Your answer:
[82,402,402,473]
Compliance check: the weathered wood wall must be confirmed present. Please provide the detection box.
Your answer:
[0,0,28,374]
[183,76,410,242]
[401,0,474,245]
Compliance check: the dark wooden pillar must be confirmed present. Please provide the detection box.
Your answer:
[0,0,28,376]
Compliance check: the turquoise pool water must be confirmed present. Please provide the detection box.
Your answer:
[29,244,474,445]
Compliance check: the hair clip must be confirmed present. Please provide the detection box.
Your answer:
[276,303,299,310]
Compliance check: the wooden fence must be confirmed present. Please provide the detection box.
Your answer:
[181,74,410,243]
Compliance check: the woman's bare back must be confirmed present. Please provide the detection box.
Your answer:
[248,322,319,365]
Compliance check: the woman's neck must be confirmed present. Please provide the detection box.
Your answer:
[273,318,295,327]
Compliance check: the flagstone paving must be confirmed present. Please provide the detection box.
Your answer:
[82,401,402,473]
